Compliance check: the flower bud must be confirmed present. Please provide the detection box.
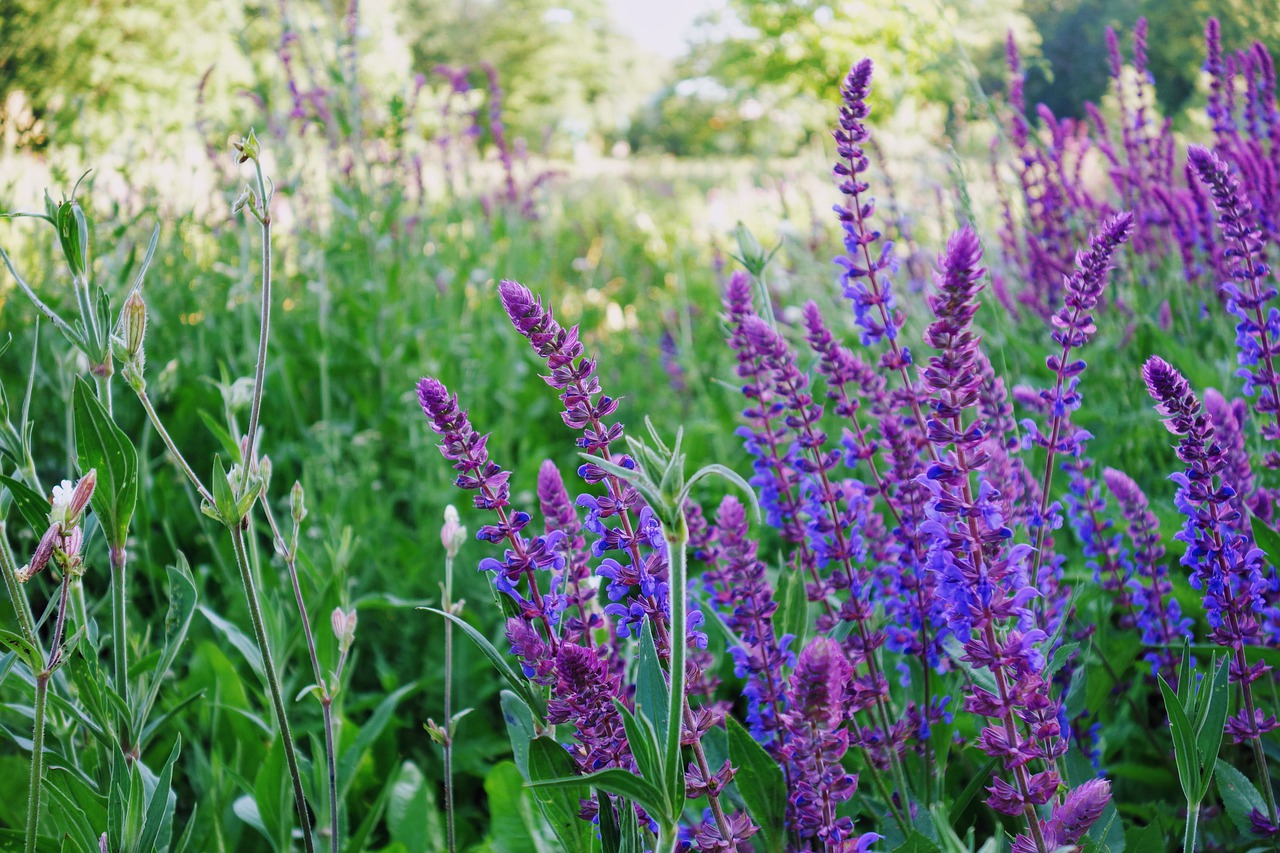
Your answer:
[17,524,60,582]
[68,470,97,523]
[291,481,307,525]
[440,505,466,558]
[232,128,261,164]
[121,291,147,358]
[331,607,357,652]
[258,455,272,491]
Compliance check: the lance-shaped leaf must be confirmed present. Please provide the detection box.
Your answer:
[73,378,137,549]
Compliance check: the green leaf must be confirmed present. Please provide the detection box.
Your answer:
[528,768,666,820]
[1192,658,1231,800]
[893,831,944,853]
[387,761,444,852]
[485,761,553,853]
[72,377,137,549]
[198,606,263,679]
[136,556,197,740]
[1215,759,1269,835]
[635,621,669,749]
[0,474,49,532]
[725,716,786,852]
[1249,512,1280,565]
[502,690,538,778]
[597,791,622,853]
[422,607,544,720]
[338,681,420,795]
[251,739,289,852]
[134,735,181,853]
[615,701,663,793]
[42,779,100,853]
[1157,674,1199,799]
[210,456,236,525]
[949,754,1001,824]
[775,567,808,651]
[528,738,593,853]
[0,628,41,672]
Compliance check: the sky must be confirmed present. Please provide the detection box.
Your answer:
[605,0,726,58]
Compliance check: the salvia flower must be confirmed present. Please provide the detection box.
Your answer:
[417,376,563,632]
[1187,144,1280,470]
[1142,356,1278,744]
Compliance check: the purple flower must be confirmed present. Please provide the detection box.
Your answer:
[1188,145,1280,471]
[1102,467,1193,676]
[832,59,904,353]
[700,495,793,747]
[780,638,867,848]
[1142,356,1278,744]
[417,377,563,630]
[538,460,600,644]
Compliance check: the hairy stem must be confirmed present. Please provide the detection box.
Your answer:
[133,387,214,505]
[443,552,457,853]
[110,545,128,711]
[24,672,48,853]
[0,522,40,653]
[240,159,272,496]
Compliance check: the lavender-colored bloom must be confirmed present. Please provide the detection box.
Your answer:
[538,460,600,644]
[1012,779,1112,853]
[918,229,1068,828]
[1102,467,1193,676]
[724,273,819,589]
[499,280,673,641]
[780,638,867,849]
[1188,145,1280,471]
[701,496,794,748]
[1142,356,1277,743]
[547,642,633,774]
[832,59,904,354]
[417,376,564,628]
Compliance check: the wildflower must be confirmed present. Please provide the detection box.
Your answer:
[331,607,357,653]
[440,505,467,559]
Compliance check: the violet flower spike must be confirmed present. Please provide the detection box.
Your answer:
[1142,355,1279,827]
[417,376,562,639]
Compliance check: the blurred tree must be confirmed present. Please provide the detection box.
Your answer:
[402,0,659,150]
[0,0,245,150]
[1021,0,1280,119]
[694,0,1033,136]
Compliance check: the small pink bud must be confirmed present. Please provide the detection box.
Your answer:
[69,470,97,522]
[331,607,357,651]
[440,505,466,558]
[19,524,61,582]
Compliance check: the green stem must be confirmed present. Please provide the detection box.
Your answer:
[93,371,113,419]
[1183,801,1198,853]
[443,554,457,853]
[0,521,40,652]
[134,388,214,505]
[229,524,315,853]
[240,160,272,496]
[322,699,339,853]
[24,672,48,853]
[110,545,128,711]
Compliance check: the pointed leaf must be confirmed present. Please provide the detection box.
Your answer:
[528,768,666,820]
[1215,759,1269,834]
[528,738,593,852]
[1157,675,1199,799]
[0,629,41,672]
[0,474,50,532]
[502,690,537,778]
[72,378,137,549]
[422,607,544,719]
[635,621,669,746]
[725,716,786,852]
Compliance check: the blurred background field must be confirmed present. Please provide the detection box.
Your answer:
[1,0,1277,849]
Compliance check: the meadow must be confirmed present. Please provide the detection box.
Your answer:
[1,5,1278,853]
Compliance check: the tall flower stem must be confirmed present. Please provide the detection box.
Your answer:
[109,544,129,719]
[26,573,71,853]
[240,157,272,496]
[0,523,40,652]
[261,500,339,853]
[442,547,457,853]
[229,523,315,853]
[25,671,48,853]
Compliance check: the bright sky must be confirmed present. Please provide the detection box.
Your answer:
[605,0,726,58]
